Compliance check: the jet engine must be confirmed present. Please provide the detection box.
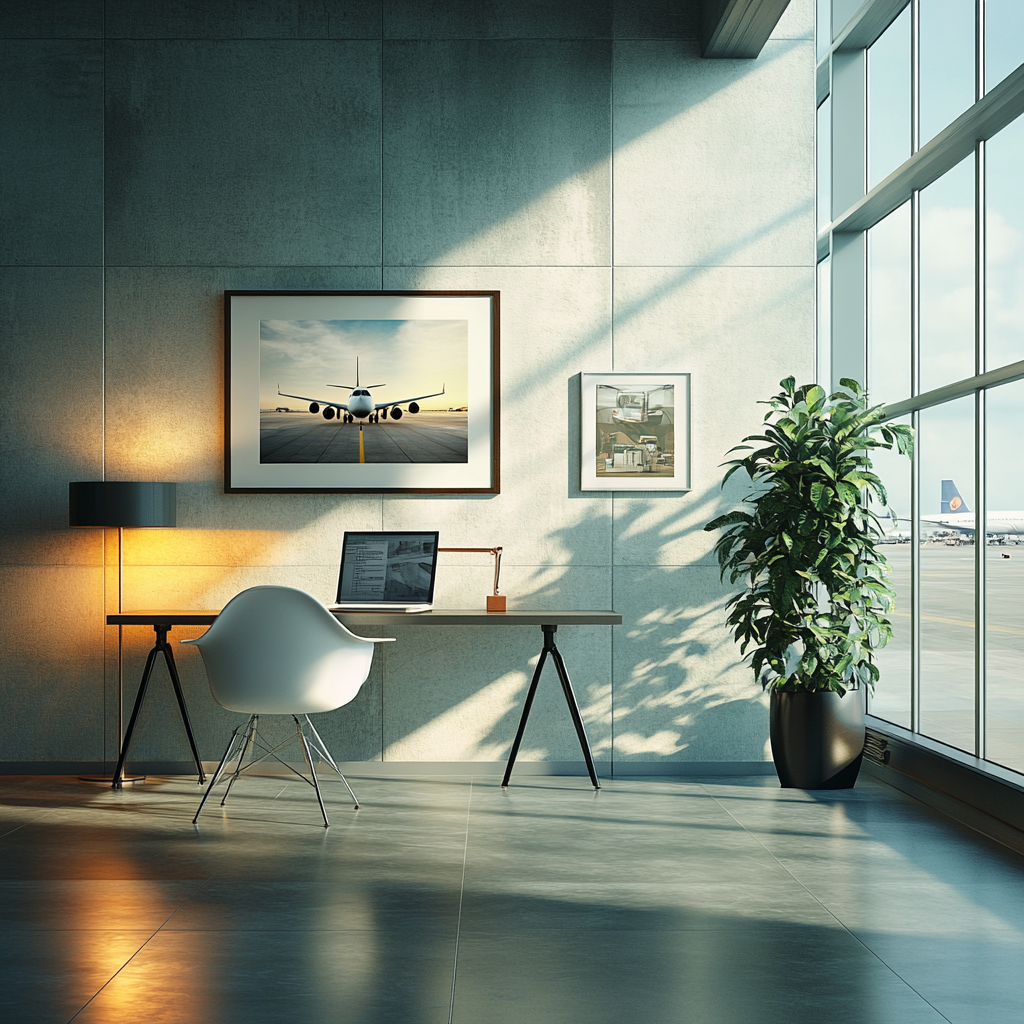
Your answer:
[390,406,403,420]
[323,407,335,420]
[309,402,319,413]
[409,402,420,413]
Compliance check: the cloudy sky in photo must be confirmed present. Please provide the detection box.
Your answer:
[260,319,468,408]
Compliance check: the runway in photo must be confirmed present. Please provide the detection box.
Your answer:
[871,544,1024,772]
[259,411,468,464]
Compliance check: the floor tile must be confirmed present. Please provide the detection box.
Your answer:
[0,929,154,1024]
[450,923,948,1024]
[73,928,454,1024]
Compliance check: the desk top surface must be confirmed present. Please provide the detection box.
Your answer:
[107,609,622,627]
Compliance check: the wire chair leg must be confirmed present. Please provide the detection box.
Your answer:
[295,716,329,828]
[221,714,258,807]
[303,715,359,809]
[194,720,249,824]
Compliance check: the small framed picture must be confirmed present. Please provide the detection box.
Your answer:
[225,290,499,493]
[580,373,690,492]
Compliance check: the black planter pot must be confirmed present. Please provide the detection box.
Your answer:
[769,689,865,789]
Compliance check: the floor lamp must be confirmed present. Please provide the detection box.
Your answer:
[70,481,177,784]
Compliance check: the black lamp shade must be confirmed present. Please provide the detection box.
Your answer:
[69,481,176,528]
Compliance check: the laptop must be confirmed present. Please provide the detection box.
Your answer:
[330,531,439,613]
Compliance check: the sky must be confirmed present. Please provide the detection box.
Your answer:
[862,9,1024,516]
[260,318,468,409]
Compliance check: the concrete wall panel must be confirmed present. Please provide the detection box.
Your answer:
[383,40,611,267]
[0,267,104,565]
[0,566,105,761]
[104,40,383,267]
[0,1,103,39]
[0,41,103,266]
[613,38,814,268]
[612,0,700,40]
[612,565,770,763]
[386,0,613,39]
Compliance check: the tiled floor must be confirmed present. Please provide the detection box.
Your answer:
[1,771,1023,1024]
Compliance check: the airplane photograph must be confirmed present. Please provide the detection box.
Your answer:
[258,318,468,465]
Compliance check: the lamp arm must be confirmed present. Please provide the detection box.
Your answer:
[437,545,504,595]
[491,547,502,596]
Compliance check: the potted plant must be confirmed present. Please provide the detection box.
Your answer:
[704,377,913,788]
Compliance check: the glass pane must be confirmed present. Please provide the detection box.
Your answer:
[986,0,1024,93]
[867,416,913,728]
[920,0,976,147]
[817,96,832,231]
[920,156,975,393]
[985,381,1024,773]
[831,0,861,39]
[868,201,911,406]
[868,5,911,189]
[985,115,1024,370]
[817,0,832,62]
[817,256,831,386]
[918,397,976,754]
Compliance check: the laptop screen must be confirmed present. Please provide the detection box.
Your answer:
[336,532,439,604]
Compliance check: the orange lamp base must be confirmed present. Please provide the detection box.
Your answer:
[486,595,507,612]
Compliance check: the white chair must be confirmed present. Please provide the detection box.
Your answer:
[183,585,394,827]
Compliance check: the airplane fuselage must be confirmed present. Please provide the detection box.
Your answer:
[347,388,374,419]
[922,512,1024,536]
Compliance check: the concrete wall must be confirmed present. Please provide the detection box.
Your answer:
[0,0,815,772]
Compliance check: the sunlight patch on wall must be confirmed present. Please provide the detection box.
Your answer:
[383,671,530,762]
[614,730,684,756]
[428,168,606,268]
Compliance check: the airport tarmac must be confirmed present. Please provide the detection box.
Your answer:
[871,544,1024,773]
[259,411,468,464]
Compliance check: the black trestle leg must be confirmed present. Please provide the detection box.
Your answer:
[111,623,207,789]
[502,624,601,790]
[501,646,549,788]
[161,641,206,782]
[112,642,160,788]
[550,640,600,789]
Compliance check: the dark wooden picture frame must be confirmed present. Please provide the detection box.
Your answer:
[225,290,500,493]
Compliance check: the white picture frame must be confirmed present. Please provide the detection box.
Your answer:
[580,373,690,492]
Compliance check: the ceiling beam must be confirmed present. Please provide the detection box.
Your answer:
[701,0,792,59]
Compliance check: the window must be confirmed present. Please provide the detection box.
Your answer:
[818,0,1024,776]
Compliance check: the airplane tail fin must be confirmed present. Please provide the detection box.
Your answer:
[941,479,971,514]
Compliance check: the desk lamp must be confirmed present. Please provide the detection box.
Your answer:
[70,481,176,783]
[439,546,505,611]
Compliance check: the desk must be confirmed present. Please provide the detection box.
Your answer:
[107,609,621,789]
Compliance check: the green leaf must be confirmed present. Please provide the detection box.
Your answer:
[704,511,752,532]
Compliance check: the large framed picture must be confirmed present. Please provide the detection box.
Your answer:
[580,373,690,492]
[225,291,499,493]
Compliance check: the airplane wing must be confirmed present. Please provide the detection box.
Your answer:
[373,386,445,411]
[921,515,975,534]
[277,389,349,411]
